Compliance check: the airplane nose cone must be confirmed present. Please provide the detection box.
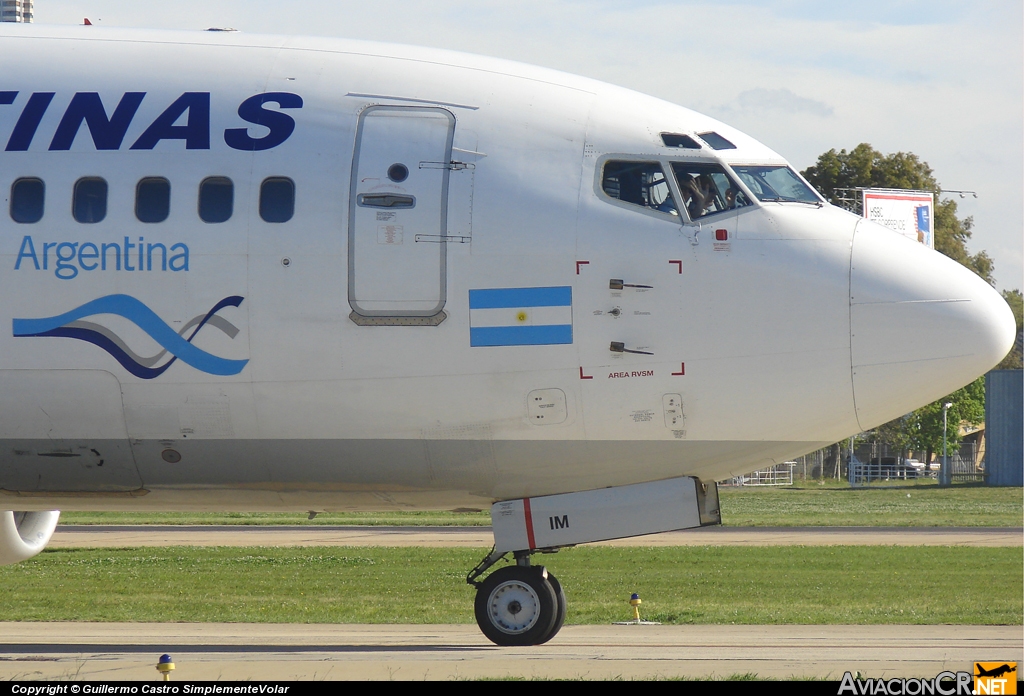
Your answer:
[850,220,1016,430]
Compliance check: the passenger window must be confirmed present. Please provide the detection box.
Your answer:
[73,177,107,223]
[601,161,677,216]
[671,163,751,220]
[10,177,44,223]
[136,177,170,223]
[259,177,294,223]
[199,177,233,223]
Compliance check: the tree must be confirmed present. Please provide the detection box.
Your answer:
[905,378,986,470]
[802,144,994,284]
[866,377,986,470]
[995,289,1023,370]
[802,144,1018,474]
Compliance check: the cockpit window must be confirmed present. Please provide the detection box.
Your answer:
[697,132,736,150]
[661,133,702,149]
[602,161,678,216]
[670,162,751,220]
[731,165,821,203]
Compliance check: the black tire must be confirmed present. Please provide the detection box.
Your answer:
[536,571,567,645]
[474,565,558,646]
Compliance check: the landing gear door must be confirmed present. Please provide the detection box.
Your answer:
[348,106,455,323]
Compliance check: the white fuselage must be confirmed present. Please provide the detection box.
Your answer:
[0,25,1014,511]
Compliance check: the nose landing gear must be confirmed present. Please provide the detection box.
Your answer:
[468,477,720,645]
[468,550,566,646]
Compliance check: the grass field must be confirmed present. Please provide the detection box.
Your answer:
[57,484,1023,527]
[718,483,1023,527]
[2,546,1019,625]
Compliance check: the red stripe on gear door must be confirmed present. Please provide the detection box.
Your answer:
[523,498,536,550]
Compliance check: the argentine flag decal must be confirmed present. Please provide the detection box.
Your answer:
[469,286,573,347]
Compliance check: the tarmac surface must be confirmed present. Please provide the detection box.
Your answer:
[2,623,1020,681]
[49,524,1024,547]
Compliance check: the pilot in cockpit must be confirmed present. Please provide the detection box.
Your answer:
[679,173,719,219]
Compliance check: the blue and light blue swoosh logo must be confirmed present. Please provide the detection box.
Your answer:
[12,294,249,379]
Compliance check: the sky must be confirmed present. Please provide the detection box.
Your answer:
[35,0,1024,291]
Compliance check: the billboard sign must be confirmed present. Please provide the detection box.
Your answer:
[861,189,934,248]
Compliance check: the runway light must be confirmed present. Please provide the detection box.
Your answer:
[157,653,175,681]
[613,593,661,625]
[630,593,642,621]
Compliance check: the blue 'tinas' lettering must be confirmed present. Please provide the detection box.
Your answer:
[224,92,303,151]
[5,92,55,151]
[49,92,146,150]
[4,91,300,152]
[130,92,211,150]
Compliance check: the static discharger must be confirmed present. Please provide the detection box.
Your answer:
[156,653,175,680]
[609,279,653,290]
[609,341,654,356]
[613,593,661,626]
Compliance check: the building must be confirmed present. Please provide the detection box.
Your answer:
[985,370,1023,486]
[1,0,33,22]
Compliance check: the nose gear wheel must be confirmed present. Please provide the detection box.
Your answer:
[474,565,558,646]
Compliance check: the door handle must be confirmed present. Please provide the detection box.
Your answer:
[357,193,415,208]
[419,161,475,170]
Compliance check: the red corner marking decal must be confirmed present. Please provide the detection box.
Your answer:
[579,367,593,380]
[669,260,682,274]
[671,362,685,376]
[576,260,590,274]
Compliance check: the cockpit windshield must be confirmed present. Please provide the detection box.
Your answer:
[730,165,821,204]
[670,162,751,220]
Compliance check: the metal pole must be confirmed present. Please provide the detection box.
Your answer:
[848,437,854,484]
[941,402,952,486]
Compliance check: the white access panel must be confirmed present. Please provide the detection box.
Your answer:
[348,106,455,317]
[491,476,717,554]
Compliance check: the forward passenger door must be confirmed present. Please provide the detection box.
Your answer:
[348,106,456,325]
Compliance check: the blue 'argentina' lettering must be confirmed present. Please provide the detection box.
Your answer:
[0,91,303,151]
[15,235,189,280]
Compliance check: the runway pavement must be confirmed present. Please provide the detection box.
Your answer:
[1,623,1020,681]
[48,524,1024,547]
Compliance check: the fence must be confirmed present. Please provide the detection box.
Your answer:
[724,462,796,486]
[948,442,984,483]
[848,442,980,484]
[849,457,934,485]
[727,440,983,487]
